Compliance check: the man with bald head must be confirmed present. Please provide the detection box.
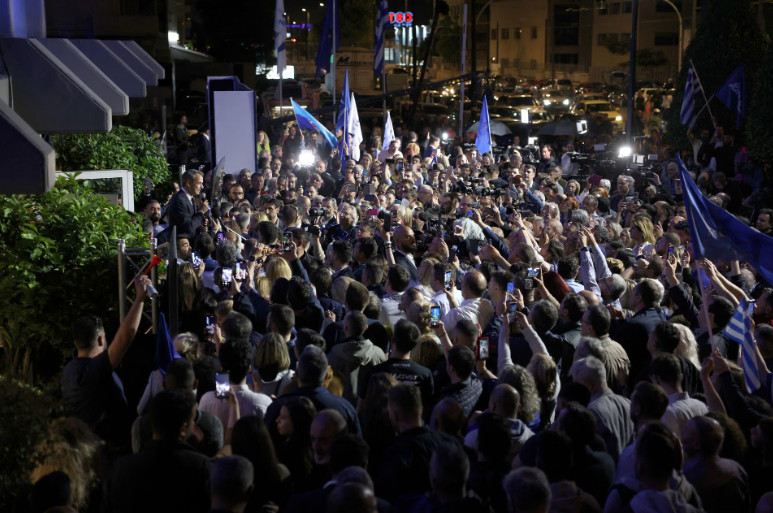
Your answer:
[391,225,419,281]
[441,269,494,330]
[464,383,533,459]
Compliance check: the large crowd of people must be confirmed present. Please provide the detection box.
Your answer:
[29,111,773,513]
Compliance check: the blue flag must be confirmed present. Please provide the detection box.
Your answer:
[680,61,702,131]
[374,0,389,79]
[336,69,350,161]
[724,298,761,393]
[315,0,340,79]
[678,155,773,287]
[716,64,746,129]
[291,99,337,148]
[155,312,180,375]
[475,95,492,156]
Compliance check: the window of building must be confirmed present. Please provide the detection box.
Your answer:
[622,1,632,13]
[501,57,510,68]
[609,2,620,14]
[501,28,509,39]
[654,32,679,45]
[491,29,497,40]
[515,27,522,39]
[531,26,538,39]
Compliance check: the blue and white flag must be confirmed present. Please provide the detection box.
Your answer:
[273,0,286,76]
[475,95,492,156]
[680,60,701,131]
[291,99,337,148]
[348,92,363,161]
[382,111,395,151]
[716,63,746,129]
[724,298,761,393]
[678,154,773,288]
[336,69,350,161]
[374,0,389,79]
[315,0,340,78]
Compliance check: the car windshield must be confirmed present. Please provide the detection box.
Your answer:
[587,103,613,112]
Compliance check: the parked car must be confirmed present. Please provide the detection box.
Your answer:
[570,100,624,130]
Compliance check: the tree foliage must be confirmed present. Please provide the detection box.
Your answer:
[52,126,172,204]
[0,377,56,509]
[664,0,767,150]
[746,46,773,164]
[0,175,146,362]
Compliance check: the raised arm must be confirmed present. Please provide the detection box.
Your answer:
[108,276,150,369]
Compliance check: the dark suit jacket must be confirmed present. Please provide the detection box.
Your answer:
[166,190,205,237]
[393,250,419,282]
[613,307,666,380]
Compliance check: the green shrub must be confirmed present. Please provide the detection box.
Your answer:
[52,125,172,204]
[0,175,146,359]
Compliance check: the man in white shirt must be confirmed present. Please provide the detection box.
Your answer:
[379,265,412,329]
[377,139,403,164]
[441,270,493,331]
[430,263,463,318]
[650,354,707,439]
[199,339,272,435]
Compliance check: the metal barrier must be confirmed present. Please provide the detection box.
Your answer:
[117,237,160,333]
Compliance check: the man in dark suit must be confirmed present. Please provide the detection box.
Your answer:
[105,389,211,513]
[389,226,419,282]
[613,278,667,381]
[165,170,210,239]
[189,123,211,172]
[328,241,355,281]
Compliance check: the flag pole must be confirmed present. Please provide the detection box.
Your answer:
[332,0,337,132]
[689,60,716,127]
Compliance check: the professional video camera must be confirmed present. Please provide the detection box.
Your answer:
[309,207,328,218]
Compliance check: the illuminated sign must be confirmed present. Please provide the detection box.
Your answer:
[388,11,413,27]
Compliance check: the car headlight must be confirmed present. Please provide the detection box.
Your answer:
[615,115,623,121]
[563,99,570,105]
[543,100,551,106]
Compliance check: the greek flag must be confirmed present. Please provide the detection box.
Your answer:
[724,298,761,393]
[679,61,701,131]
[475,95,492,156]
[382,111,395,151]
[274,0,286,76]
[374,0,389,79]
[677,154,773,287]
[291,99,338,148]
[348,92,363,161]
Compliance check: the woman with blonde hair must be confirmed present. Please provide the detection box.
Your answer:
[257,130,271,154]
[253,332,294,397]
[136,332,201,414]
[407,300,433,335]
[630,214,656,256]
[414,258,439,300]
[265,256,292,285]
[527,353,559,429]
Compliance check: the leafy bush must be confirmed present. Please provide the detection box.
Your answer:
[0,175,146,360]
[52,125,172,204]
[0,377,56,509]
